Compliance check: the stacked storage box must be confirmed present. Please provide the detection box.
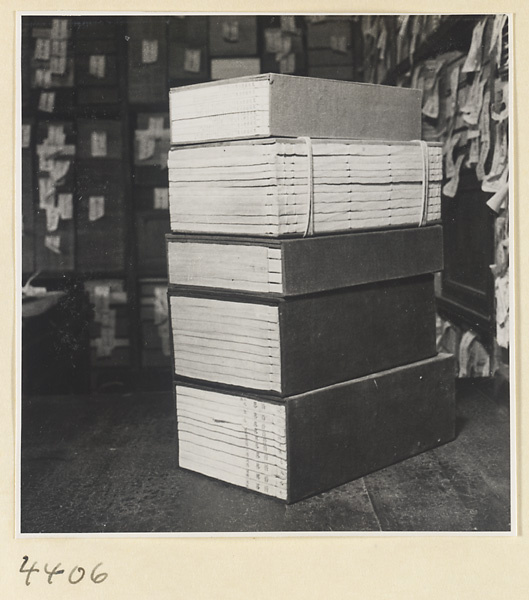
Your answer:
[167,73,455,503]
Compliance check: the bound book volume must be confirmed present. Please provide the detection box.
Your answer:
[176,354,456,503]
[166,225,443,296]
[177,384,288,500]
[169,275,437,396]
[168,138,441,236]
[169,73,422,144]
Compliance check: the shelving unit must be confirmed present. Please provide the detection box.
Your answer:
[21,16,174,393]
[361,14,509,378]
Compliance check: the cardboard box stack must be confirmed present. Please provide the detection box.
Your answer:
[166,73,455,503]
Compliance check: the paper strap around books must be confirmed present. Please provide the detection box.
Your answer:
[297,136,315,237]
[298,137,430,235]
[416,139,429,227]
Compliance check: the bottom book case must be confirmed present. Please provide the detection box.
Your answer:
[175,353,456,503]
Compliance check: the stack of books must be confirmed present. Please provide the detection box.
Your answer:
[167,139,442,236]
[169,73,422,144]
[167,74,455,503]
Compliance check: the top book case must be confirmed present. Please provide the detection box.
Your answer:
[169,73,422,145]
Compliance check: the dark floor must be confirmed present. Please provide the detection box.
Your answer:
[20,379,511,533]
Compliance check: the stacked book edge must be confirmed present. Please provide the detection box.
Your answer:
[169,73,422,144]
[168,138,442,237]
[166,225,443,296]
[176,354,455,502]
[169,275,437,396]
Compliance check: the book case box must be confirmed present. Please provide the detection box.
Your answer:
[176,354,455,503]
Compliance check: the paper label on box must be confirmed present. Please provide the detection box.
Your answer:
[442,154,464,198]
[39,178,55,208]
[40,181,55,207]
[111,291,127,304]
[58,193,73,219]
[38,92,55,113]
[148,117,165,136]
[462,19,486,73]
[136,133,156,161]
[377,27,388,61]
[94,284,110,319]
[443,132,461,179]
[89,55,106,78]
[46,205,60,232]
[62,144,76,157]
[448,65,460,112]
[37,149,53,173]
[458,129,469,147]
[461,76,487,126]
[100,308,116,328]
[51,39,67,58]
[280,53,296,74]
[38,139,69,170]
[154,309,167,329]
[51,18,69,40]
[482,124,508,192]
[479,91,491,143]
[154,286,167,303]
[97,338,113,357]
[476,92,491,180]
[44,235,61,254]
[153,187,169,210]
[97,325,116,357]
[491,79,508,123]
[48,124,66,146]
[468,136,480,165]
[142,39,158,64]
[476,140,490,181]
[89,196,105,221]
[183,48,201,73]
[495,272,509,348]
[330,35,348,53]
[21,124,31,149]
[306,15,326,24]
[264,29,283,54]
[50,56,67,75]
[422,77,441,120]
[153,287,168,326]
[275,36,292,61]
[50,160,71,183]
[35,68,52,88]
[280,16,297,33]
[490,15,507,68]
[34,69,45,87]
[90,131,107,157]
[222,19,239,42]
[34,38,51,61]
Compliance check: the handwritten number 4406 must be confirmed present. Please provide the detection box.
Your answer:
[20,556,108,586]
